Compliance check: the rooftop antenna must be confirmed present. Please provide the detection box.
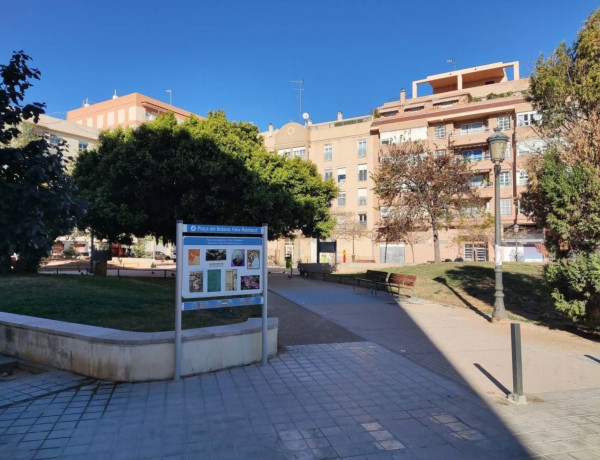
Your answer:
[166,89,172,106]
[291,79,304,122]
[446,57,456,70]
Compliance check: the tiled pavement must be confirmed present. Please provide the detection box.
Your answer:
[1,274,599,459]
[2,343,531,459]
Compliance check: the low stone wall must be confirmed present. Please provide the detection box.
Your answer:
[0,313,278,382]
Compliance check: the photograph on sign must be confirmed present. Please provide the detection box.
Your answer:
[247,249,260,269]
[188,249,200,265]
[206,249,226,261]
[181,236,263,298]
[231,249,245,267]
[189,271,203,292]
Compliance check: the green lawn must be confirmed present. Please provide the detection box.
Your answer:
[332,262,591,332]
[0,275,260,332]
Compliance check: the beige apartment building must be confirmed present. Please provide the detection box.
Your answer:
[29,114,100,161]
[67,92,200,130]
[263,61,545,265]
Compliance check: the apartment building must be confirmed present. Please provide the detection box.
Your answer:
[31,114,100,161]
[263,61,545,265]
[67,92,200,130]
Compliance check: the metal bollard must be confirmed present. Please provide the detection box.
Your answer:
[509,323,526,404]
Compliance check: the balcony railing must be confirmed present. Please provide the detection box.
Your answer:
[450,126,491,136]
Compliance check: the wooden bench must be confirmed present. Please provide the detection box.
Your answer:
[387,273,417,295]
[298,263,333,278]
[355,270,389,293]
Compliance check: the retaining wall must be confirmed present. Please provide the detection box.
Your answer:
[0,313,278,381]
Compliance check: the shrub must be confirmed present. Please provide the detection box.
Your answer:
[63,247,78,259]
[545,252,600,323]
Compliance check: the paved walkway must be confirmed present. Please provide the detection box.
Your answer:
[0,273,599,459]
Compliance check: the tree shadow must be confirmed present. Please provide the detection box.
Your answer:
[440,265,598,341]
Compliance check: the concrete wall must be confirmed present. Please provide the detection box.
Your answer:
[0,313,277,382]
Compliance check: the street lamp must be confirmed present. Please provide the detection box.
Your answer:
[487,126,510,321]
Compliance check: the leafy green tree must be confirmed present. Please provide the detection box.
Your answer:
[73,111,336,243]
[0,51,82,274]
[372,142,481,262]
[522,9,600,323]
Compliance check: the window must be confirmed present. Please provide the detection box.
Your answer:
[338,190,346,206]
[293,147,305,160]
[462,149,486,161]
[380,207,390,219]
[358,214,367,226]
[358,189,367,206]
[497,115,510,131]
[324,144,332,162]
[460,122,484,134]
[517,111,542,126]
[357,140,367,157]
[45,132,62,146]
[500,198,512,216]
[434,124,446,139]
[499,171,511,187]
[434,149,446,157]
[517,169,530,186]
[324,168,332,180]
[278,148,290,158]
[504,143,511,159]
[78,141,88,152]
[358,164,367,182]
[469,175,486,188]
[337,167,346,183]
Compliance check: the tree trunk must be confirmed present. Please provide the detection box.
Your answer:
[410,243,415,263]
[432,219,441,262]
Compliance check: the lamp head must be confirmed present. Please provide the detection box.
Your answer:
[487,126,509,163]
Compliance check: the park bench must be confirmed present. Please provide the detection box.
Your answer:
[298,263,333,278]
[387,273,417,295]
[355,270,389,294]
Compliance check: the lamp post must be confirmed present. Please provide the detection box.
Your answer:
[487,127,509,321]
[513,224,520,261]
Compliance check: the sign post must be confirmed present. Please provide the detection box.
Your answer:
[174,223,268,381]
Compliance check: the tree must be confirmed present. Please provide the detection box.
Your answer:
[522,9,600,323]
[375,206,425,263]
[372,141,482,262]
[0,51,82,274]
[73,111,337,244]
[454,211,495,260]
[330,210,371,262]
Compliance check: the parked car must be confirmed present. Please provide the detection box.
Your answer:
[153,251,171,261]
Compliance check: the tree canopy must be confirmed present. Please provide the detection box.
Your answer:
[522,9,600,323]
[0,51,82,274]
[73,111,337,243]
[372,141,482,262]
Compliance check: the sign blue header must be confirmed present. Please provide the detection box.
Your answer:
[183,236,262,246]
[185,224,262,235]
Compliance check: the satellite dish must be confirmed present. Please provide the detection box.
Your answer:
[302,112,309,120]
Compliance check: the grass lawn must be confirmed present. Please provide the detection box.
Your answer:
[333,262,597,335]
[0,275,260,332]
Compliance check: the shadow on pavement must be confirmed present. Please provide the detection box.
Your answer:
[269,272,532,458]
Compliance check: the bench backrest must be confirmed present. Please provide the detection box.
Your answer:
[388,273,417,287]
[365,270,389,282]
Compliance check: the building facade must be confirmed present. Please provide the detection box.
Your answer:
[32,114,100,161]
[263,61,545,265]
[67,92,200,130]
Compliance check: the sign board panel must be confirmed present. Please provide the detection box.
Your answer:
[318,241,337,253]
[182,236,263,299]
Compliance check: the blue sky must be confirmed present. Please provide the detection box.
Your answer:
[2,1,597,131]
